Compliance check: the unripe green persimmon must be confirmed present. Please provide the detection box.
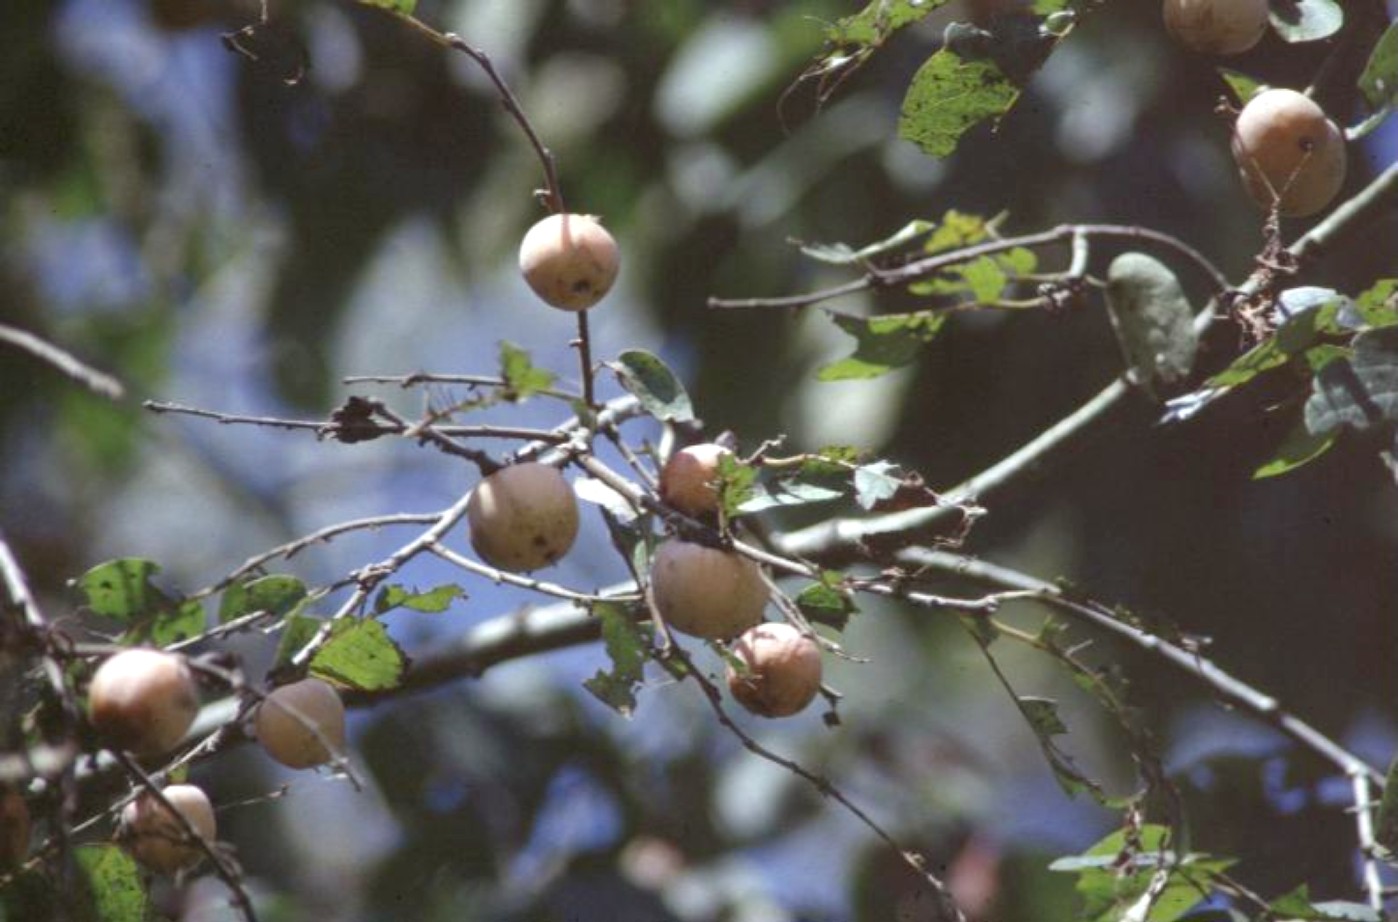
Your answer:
[467,462,580,572]
[1163,0,1268,55]
[120,784,217,874]
[518,213,619,311]
[659,443,733,518]
[650,539,767,640]
[254,677,346,770]
[1231,88,1347,217]
[88,649,200,757]
[727,622,823,717]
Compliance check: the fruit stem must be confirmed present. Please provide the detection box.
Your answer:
[574,311,597,409]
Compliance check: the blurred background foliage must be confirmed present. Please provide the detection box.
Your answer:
[2,0,1397,919]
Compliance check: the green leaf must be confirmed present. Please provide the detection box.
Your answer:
[826,0,951,48]
[818,311,946,381]
[1304,327,1398,436]
[310,619,408,692]
[356,0,417,14]
[1217,68,1262,104]
[71,558,203,644]
[1208,295,1343,387]
[715,453,760,521]
[798,219,935,265]
[72,559,166,622]
[498,341,555,400]
[1252,419,1338,479]
[795,579,858,631]
[608,350,694,423]
[275,613,322,667]
[219,574,308,623]
[1018,695,1068,737]
[1268,0,1343,43]
[925,210,990,253]
[1353,279,1398,328]
[373,583,465,615]
[898,47,1020,158]
[74,844,149,922]
[582,602,649,717]
[1104,252,1198,393]
[1359,22,1398,114]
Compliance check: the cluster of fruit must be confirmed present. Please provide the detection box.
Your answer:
[1163,0,1347,217]
[85,649,346,873]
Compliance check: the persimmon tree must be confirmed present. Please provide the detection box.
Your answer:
[2,0,1397,920]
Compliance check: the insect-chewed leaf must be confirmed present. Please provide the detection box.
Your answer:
[818,311,945,381]
[826,0,951,49]
[220,574,308,623]
[582,602,649,717]
[899,47,1019,159]
[1104,252,1198,395]
[1268,0,1343,44]
[608,350,694,423]
[310,619,408,692]
[1304,327,1398,437]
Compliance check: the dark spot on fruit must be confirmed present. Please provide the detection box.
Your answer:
[532,534,549,548]
[572,279,593,294]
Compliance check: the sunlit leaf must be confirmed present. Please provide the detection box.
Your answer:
[1252,419,1337,479]
[1268,0,1343,43]
[356,0,417,14]
[818,311,946,381]
[1351,278,1398,328]
[826,0,951,49]
[373,583,465,615]
[582,602,648,717]
[219,574,308,623]
[899,47,1020,158]
[608,350,694,422]
[852,460,902,510]
[498,341,554,400]
[310,619,408,692]
[795,578,858,631]
[1218,67,1262,104]
[74,844,149,922]
[72,559,165,622]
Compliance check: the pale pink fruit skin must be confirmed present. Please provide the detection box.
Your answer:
[726,622,823,717]
[650,540,767,640]
[120,784,216,874]
[659,444,733,517]
[467,462,580,573]
[88,649,200,757]
[518,213,620,311]
[1163,0,1268,55]
[1231,88,1347,217]
[254,678,346,770]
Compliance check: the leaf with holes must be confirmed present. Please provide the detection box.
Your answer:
[71,558,203,645]
[310,619,408,692]
[582,602,649,717]
[219,574,308,623]
[1304,327,1398,436]
[826,0,951,49]
[608,350,694,423]
[899,47,1020,158]
[818,311,945,381]
[1268,0,1343,43]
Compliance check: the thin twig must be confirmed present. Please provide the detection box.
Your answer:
[426,541,619,604]
[1351,770,1387,912]
[894,548,1384,785]
[0,324,125,400]
[707,224,1229,312]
